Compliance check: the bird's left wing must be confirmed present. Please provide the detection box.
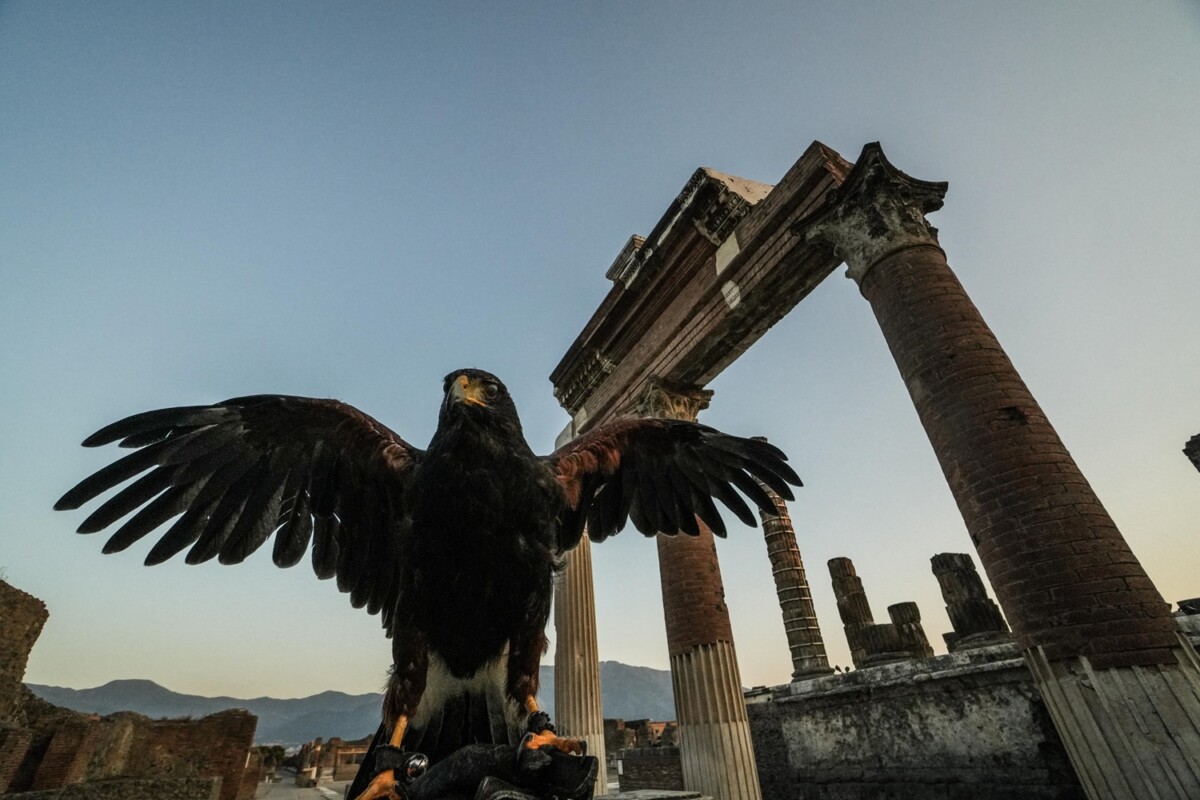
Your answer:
[543,417,801,551]
[55,395,420,625]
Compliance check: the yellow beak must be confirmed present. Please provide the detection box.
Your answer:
[450,374,488,407]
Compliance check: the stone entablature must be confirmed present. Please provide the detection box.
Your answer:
[549,147,847,425]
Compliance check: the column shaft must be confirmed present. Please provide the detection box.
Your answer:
[802,142,1200,799]
[657,527,761,800]
[753,466,832,678]
[553,537,607,798]
[857,243,1176,664]
[642,378,761,800]
[827,557,875,668]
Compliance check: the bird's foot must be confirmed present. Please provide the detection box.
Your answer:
[522,730,587,755]
[352,748,428,800]
[526,710,554,735]
[354,769,404,800]
[522,713,586,756]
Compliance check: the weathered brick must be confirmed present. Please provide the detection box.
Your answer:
[857,243,1175,666]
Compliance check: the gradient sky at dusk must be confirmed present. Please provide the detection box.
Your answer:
[3,2,1199,700]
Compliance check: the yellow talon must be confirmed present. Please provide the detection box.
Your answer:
[352,715,411,800]
[354,769,402,800]
[524,729,585,755]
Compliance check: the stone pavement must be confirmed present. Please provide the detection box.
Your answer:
[255,770,352,800]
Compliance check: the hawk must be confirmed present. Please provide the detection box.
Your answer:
[57,369,800,800]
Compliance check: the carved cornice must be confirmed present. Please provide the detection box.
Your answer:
[553,348,616,416]
[605,235,648,288]
[692,186,753,246]
[795,143,948,286]
[633,377,713,421]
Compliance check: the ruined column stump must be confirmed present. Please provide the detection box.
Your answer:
[932,553,1010,651]
[801,142,1200,799]
[828,557,876,669]
[888,602,934,660]
[1185,434,1200,474]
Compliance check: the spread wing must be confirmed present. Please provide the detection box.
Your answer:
[55,395,420,628]
[544,417,801,551]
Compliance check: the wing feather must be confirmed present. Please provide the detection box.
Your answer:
[544,416,801,550]
[77,466,179,534]
[272,486,313,568]
[145,493,221,566]
[103,480,204,555]
[57,395,421,627]
[311,514,341,580]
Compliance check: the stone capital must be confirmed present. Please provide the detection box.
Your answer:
[633,377,713,421]
[795,142,948,285]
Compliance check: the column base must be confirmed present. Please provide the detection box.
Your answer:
[1024,638,1200,799]
[671,642,762,800]
[790,660,835,681]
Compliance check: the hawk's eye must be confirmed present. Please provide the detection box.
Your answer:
[484,383,500,400]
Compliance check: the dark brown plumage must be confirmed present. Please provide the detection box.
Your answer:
[56,369,800,798]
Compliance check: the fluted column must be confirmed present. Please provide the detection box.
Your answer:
[553,537,607,798]
[748,445,832,679]
[801,142,1200,799]
[638,379,762,800]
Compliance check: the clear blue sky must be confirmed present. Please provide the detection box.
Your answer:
[3,1,1198,699]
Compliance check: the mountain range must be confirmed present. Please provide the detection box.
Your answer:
[26,661,675,746]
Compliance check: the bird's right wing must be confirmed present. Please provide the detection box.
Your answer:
[55,395,420,628]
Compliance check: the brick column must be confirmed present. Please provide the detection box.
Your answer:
[552,536,607,798]
[638,380,762,800]
[750,439,832,680]
[801,142,1200,799]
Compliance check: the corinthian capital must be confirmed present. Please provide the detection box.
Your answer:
[796,143,948,285]
[633,378,713,422]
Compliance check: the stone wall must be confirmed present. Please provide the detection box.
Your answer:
[618,747,686,792]
[746,644,1084,800]
[3,777,221,800]
[4,705,256,800]
[0,581,49,723]
[0,580,258,800]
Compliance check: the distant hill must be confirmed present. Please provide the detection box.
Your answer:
[26,661,674,746]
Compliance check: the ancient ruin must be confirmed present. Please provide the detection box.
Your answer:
[295,734,372,785]
[550,141,1200,800]
[0,579,259,800]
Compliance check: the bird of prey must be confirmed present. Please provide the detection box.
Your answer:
[56,369,801,800]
